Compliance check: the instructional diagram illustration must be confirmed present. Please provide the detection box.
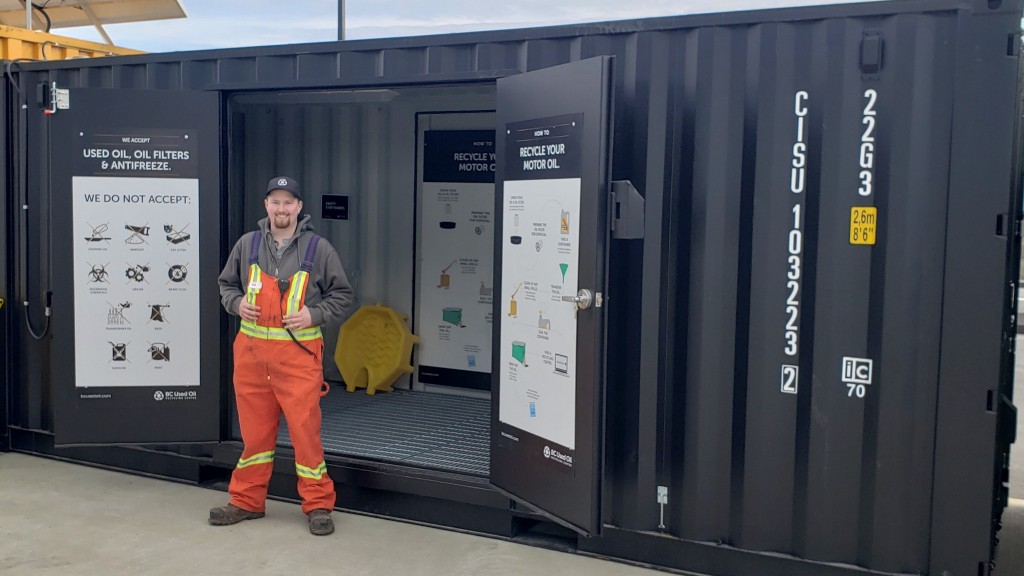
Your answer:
[73,176,200,386]
[499,179,582,451]
[416,129,496,378]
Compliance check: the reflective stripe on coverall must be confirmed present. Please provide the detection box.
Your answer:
[228,236,335,514]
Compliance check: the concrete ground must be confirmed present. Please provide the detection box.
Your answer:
[0,452,663,576]
[1,345,1023,576]
[2,448,1022,576]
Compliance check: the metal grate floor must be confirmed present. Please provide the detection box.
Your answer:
[277,389,490,476]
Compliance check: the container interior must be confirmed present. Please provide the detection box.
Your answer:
[229,84,498,475]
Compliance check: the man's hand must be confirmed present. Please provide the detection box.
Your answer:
[283,306,313,331]
[238,300,261,322]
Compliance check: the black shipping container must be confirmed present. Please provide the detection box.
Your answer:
[2,1,1021,574]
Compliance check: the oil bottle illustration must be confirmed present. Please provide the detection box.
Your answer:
[537,310,551,331]
[507,282,522,318]
[560,210,570,234]
[438,259,457,289]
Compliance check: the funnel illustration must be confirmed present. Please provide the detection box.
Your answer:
[559,263,568,282]
[508,282,522,318]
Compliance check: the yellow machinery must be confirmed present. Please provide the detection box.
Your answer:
[0,25,142,60]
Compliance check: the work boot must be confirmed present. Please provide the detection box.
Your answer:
[308,509,334,536]
[208,503,265,526]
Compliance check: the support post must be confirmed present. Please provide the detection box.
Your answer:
[338,0,345,41]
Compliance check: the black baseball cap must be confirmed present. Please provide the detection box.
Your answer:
[266,176,301,200]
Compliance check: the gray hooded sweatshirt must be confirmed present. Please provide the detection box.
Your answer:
[218,215,355,328]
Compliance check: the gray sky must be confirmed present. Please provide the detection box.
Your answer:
[53,0,885,53]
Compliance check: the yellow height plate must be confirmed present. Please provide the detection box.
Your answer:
[850,206,878,245]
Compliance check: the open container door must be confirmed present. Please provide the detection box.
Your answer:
[491,56,613,535]
[49,88,221,445]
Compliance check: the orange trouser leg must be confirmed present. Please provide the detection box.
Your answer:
[227,333,283,513]
[271,338,335,514]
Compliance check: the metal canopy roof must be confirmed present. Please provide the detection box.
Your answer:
[0,0,186,30]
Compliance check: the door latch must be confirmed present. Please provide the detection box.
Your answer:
[561,288,593,318]
[39,81,70,115]
[657,485,668,529]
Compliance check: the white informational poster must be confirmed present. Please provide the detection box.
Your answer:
[72,176,200,388]
[416,129,495,389]
[419,180,495,367]
[499,177,581,450]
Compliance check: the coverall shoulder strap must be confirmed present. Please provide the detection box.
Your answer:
[247,231,262,265]
[246,228,262,264]
[300,234,321,273]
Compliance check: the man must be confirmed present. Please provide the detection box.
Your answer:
[212,176,354,535]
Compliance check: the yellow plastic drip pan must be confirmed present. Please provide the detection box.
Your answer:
[335,304,419,395]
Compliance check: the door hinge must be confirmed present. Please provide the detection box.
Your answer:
[611,180,645,240]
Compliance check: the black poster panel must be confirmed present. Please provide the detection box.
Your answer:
[51,89,221,446]
[504,115,582,182]
[423,129,496,184]
[491,56,613,536]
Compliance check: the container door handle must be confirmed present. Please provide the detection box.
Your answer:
[562,288,593,317]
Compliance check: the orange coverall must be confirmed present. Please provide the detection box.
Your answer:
[228,238,335,514]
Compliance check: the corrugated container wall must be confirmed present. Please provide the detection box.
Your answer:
[5,1,1020,575]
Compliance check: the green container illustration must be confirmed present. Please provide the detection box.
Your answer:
[442,307,463,326]
[512,341,527,365]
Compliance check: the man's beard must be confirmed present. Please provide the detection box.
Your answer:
[272,214,292,229]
